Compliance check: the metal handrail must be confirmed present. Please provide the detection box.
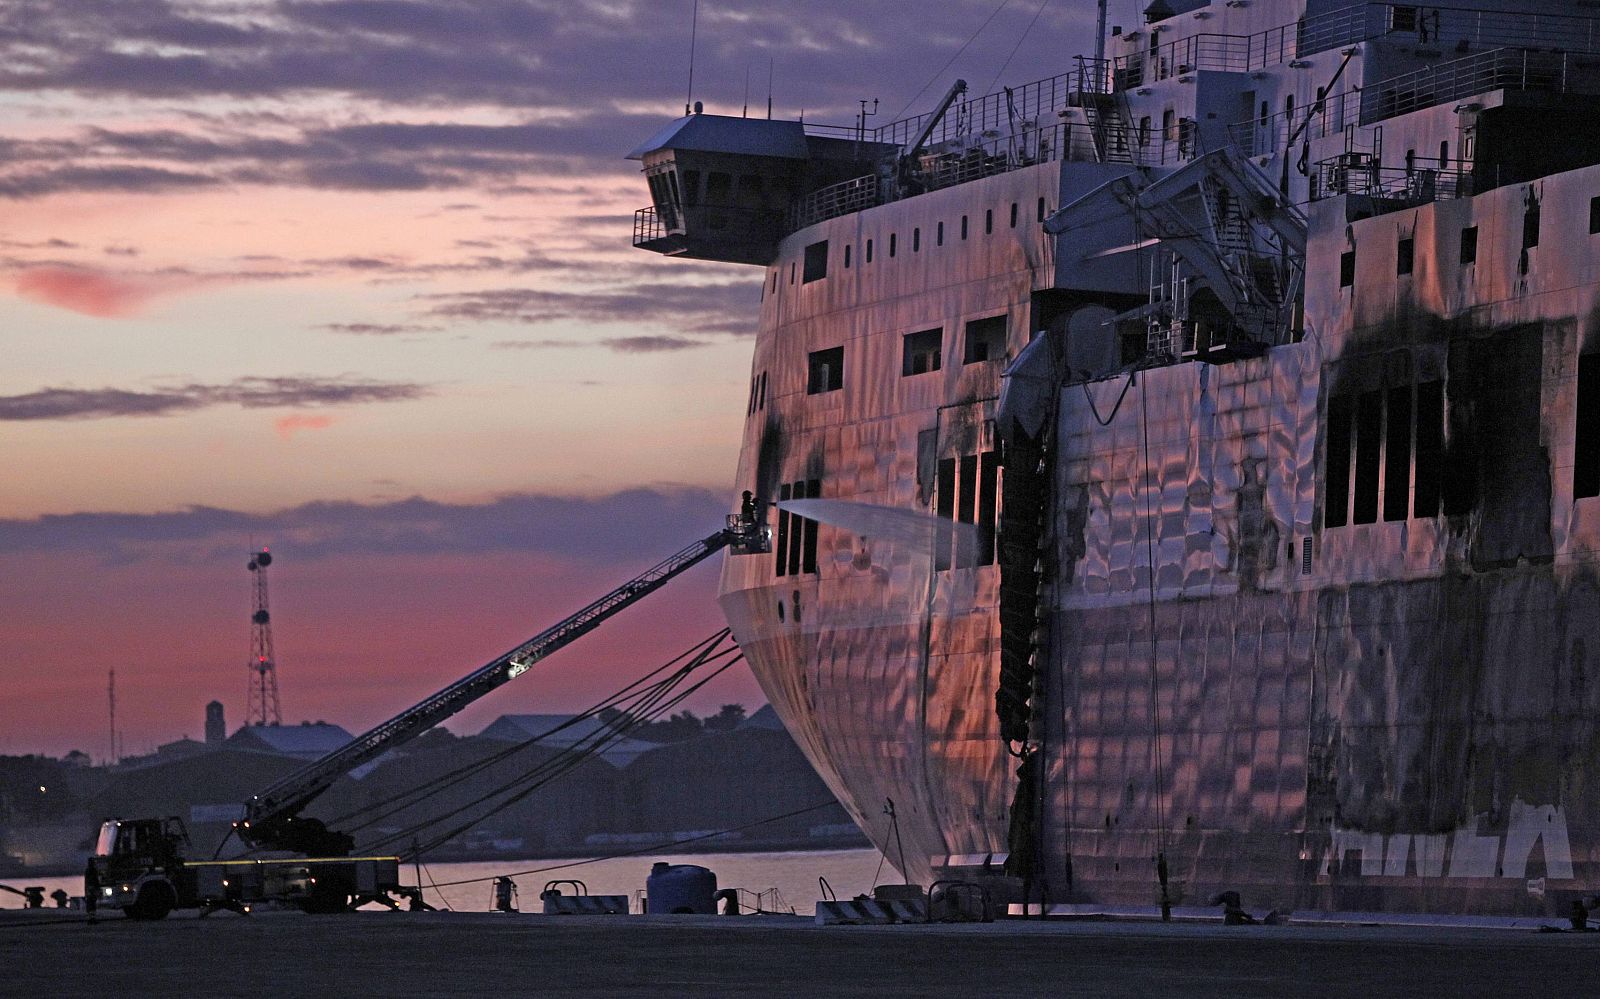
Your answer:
[1312,155,1474,204]
[1299,3,1600,59]
[243,527,742,841]
[1230,44,1600,154]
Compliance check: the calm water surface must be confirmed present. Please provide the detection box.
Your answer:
[4,848,891,915]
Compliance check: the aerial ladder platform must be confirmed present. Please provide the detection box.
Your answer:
[88,512,768,916]
[240,513,769,855]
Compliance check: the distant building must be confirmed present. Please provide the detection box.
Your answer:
[477,715,660,768]
[205,701,226,743]
[227,722,353,760]
[738,704,786,731]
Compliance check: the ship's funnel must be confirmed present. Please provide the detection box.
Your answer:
[777,498,978,564]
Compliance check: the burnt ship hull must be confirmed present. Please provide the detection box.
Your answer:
[632,0,1600,915]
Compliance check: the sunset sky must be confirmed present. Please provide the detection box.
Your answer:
[0,0,1106,759]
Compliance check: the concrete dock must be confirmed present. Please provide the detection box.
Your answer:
[1,908,1596,996]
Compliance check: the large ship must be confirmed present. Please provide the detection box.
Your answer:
[628,0,1600,916]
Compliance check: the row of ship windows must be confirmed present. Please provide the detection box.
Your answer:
[803,316,1008,397]
[934,450,1001,571]
[1325,353,1600,528]
[744,316,1008,412]
[1337,197,1600,287]
[769,199,1051,292]
[770,451,1000,579]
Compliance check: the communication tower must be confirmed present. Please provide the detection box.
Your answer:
[246,547,283,726]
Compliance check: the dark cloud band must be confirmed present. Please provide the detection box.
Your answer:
[0,376,429,421]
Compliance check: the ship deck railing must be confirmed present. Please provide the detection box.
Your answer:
[633,203,783,252]
[1299,3,1600,60]
[865,3,1600,167]
[1310,155,1474,207]
[1114,27,1297,88]
[869,60,1105,152]
[1355,47,1600,124]
[1231,46,1600,155]
[787,120,1209,233]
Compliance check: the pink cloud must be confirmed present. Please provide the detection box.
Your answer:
[14,266,167,318]
[275,414,336,439]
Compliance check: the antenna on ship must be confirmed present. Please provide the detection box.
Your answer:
[1094,0,1109,67]
[767,57,774,119]
[685,0,700,116]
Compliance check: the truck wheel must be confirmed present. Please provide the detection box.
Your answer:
[129,882,175,920]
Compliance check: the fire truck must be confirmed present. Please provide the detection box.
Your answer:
[89,518,767,918]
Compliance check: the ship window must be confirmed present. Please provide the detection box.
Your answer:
[1009,203,1019,228]
[1340,249,1355,288]
[956,455,979,568]
[1139,115,1152,146]
[1523,202,1540,249]
[681,169,700,205]
[866,238,874,263]
[889,233,897,257]
[793,479,819,574]
[936,458,956,571]
[957,454,978,526]
[1352,389,1383,524]
[937,221,945,246]
[788,480,804,575]
[1576,354,1600,499]
[1439,141,1449,169]
[1590,196,1600,235]
[706,171,732,203]
[1163,108,1177,141]
[789,262,795,285]
[1037,197,1047,223]
[913,228,921,252]
[978,450,1000,566]
[1390,5,1418,32]
[844,244,852,269]
[803,240,828,283]
[807,346,844,394]
[902,328,943,376]
[964,315,1007,363]
[1460,226,1478,264]
[1383,385,1412,521]
[961,215,969,240]
[775,483,791,576]
[1396,236,1414,276]
[1414,380,1443,516]
[1324,394,1353,528]
[986,209,994,235]
[735,174,764,205]
[770,271,777,293]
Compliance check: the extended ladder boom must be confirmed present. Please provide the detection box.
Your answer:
[240,519,761,853]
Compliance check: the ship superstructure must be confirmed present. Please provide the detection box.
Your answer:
[631,0,1600,915]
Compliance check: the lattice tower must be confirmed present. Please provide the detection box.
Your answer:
[246,548,282,726]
